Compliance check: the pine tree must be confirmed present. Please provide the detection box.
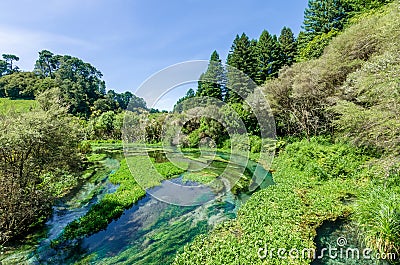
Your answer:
[279,27,297,67]
[226,33,258,103]
[196,50,225,100]
[303,0,351,37]
[255,30,283,85]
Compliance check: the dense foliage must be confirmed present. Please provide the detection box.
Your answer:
[0,50,147,120]
[0,109,81,244]
[0,0,398,263]
[174,2,400,263]
[173,138,373,264]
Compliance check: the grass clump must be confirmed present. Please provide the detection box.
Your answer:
[354,164,400,256]
[182,171,218,184]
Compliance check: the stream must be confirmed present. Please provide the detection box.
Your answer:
[0,150,273,265]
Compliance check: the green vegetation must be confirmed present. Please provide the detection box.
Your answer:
[0,109,81,245]
[0,98,37,114]
[182,171,218,184]
[174,1,400,263]
[173,138,373,264]
[61,159,146,240]
[61,153,187,240]
[0,0,399,263]
[354,184,400,255]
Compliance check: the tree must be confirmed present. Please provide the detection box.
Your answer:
[173,88,196,113]
[226,33,258,103]
[92,98,118,115]
[298,0,351,61]
[345,0,392,13]
[186,88,195,98]
[303,0,351,38]
[2,54,20,74]
[279,27,297,66]
[34,50,58,78]
[52,55,106,117]
[0,60,7,77]
[0,72,39,99]
[0,109,81,244]
[255,30,283,84]
[126,93,147,110]
[196,51,225,100]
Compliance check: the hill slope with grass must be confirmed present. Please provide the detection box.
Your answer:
[173,2,400,264]
[0,98,37,114]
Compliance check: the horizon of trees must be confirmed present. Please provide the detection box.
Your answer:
[0,50,147,118]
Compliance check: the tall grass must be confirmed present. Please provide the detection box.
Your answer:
[354,185,400,255]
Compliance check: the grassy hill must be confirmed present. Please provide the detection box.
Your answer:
[0,98,38,114]
[173,2,400,264]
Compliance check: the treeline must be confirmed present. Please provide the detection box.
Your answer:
[172,0,393,147]
[0,50,146,116]
[0,50,150,139]
[173,1,400,263]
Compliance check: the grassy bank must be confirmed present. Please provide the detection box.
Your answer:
[173,137,374,264]
[61,152,186,240]
[61,158,146,240]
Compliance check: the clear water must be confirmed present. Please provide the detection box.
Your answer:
[312,219,393,265]
[0,151,273,265]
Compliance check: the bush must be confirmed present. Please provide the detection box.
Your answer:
[0,109,81,244]
[298,29,339,60]
[332,49,400,155]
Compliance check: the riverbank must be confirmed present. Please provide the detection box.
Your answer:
[173,137,397,264]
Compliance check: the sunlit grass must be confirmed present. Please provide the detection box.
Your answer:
[0,98,37,114]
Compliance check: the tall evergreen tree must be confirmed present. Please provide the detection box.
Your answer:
[196,50,225,100]
[2,54,19,74]
[34,50,58,78]
[303,0,351,38]
[226,33,258,103]
[0,60,8,77]
[279,27,297,67]
[255,30,283,84]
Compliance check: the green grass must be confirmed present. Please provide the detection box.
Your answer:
[0,98,37,114]
[60,159,146,240]
[182,171,218,184]
[354,183,400,255]
[60,153,187,241]
[126,155,187,189]
[86,153,108,163]
[173,137,373,265]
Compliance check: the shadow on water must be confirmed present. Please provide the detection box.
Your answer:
[312,219,393,265]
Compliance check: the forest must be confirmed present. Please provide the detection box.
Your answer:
[0,0,399,264]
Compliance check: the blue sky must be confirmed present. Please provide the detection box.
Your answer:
[0,0,308,110]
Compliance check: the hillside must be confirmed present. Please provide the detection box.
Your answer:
[173,2,400,264]
[0,98,37,114]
